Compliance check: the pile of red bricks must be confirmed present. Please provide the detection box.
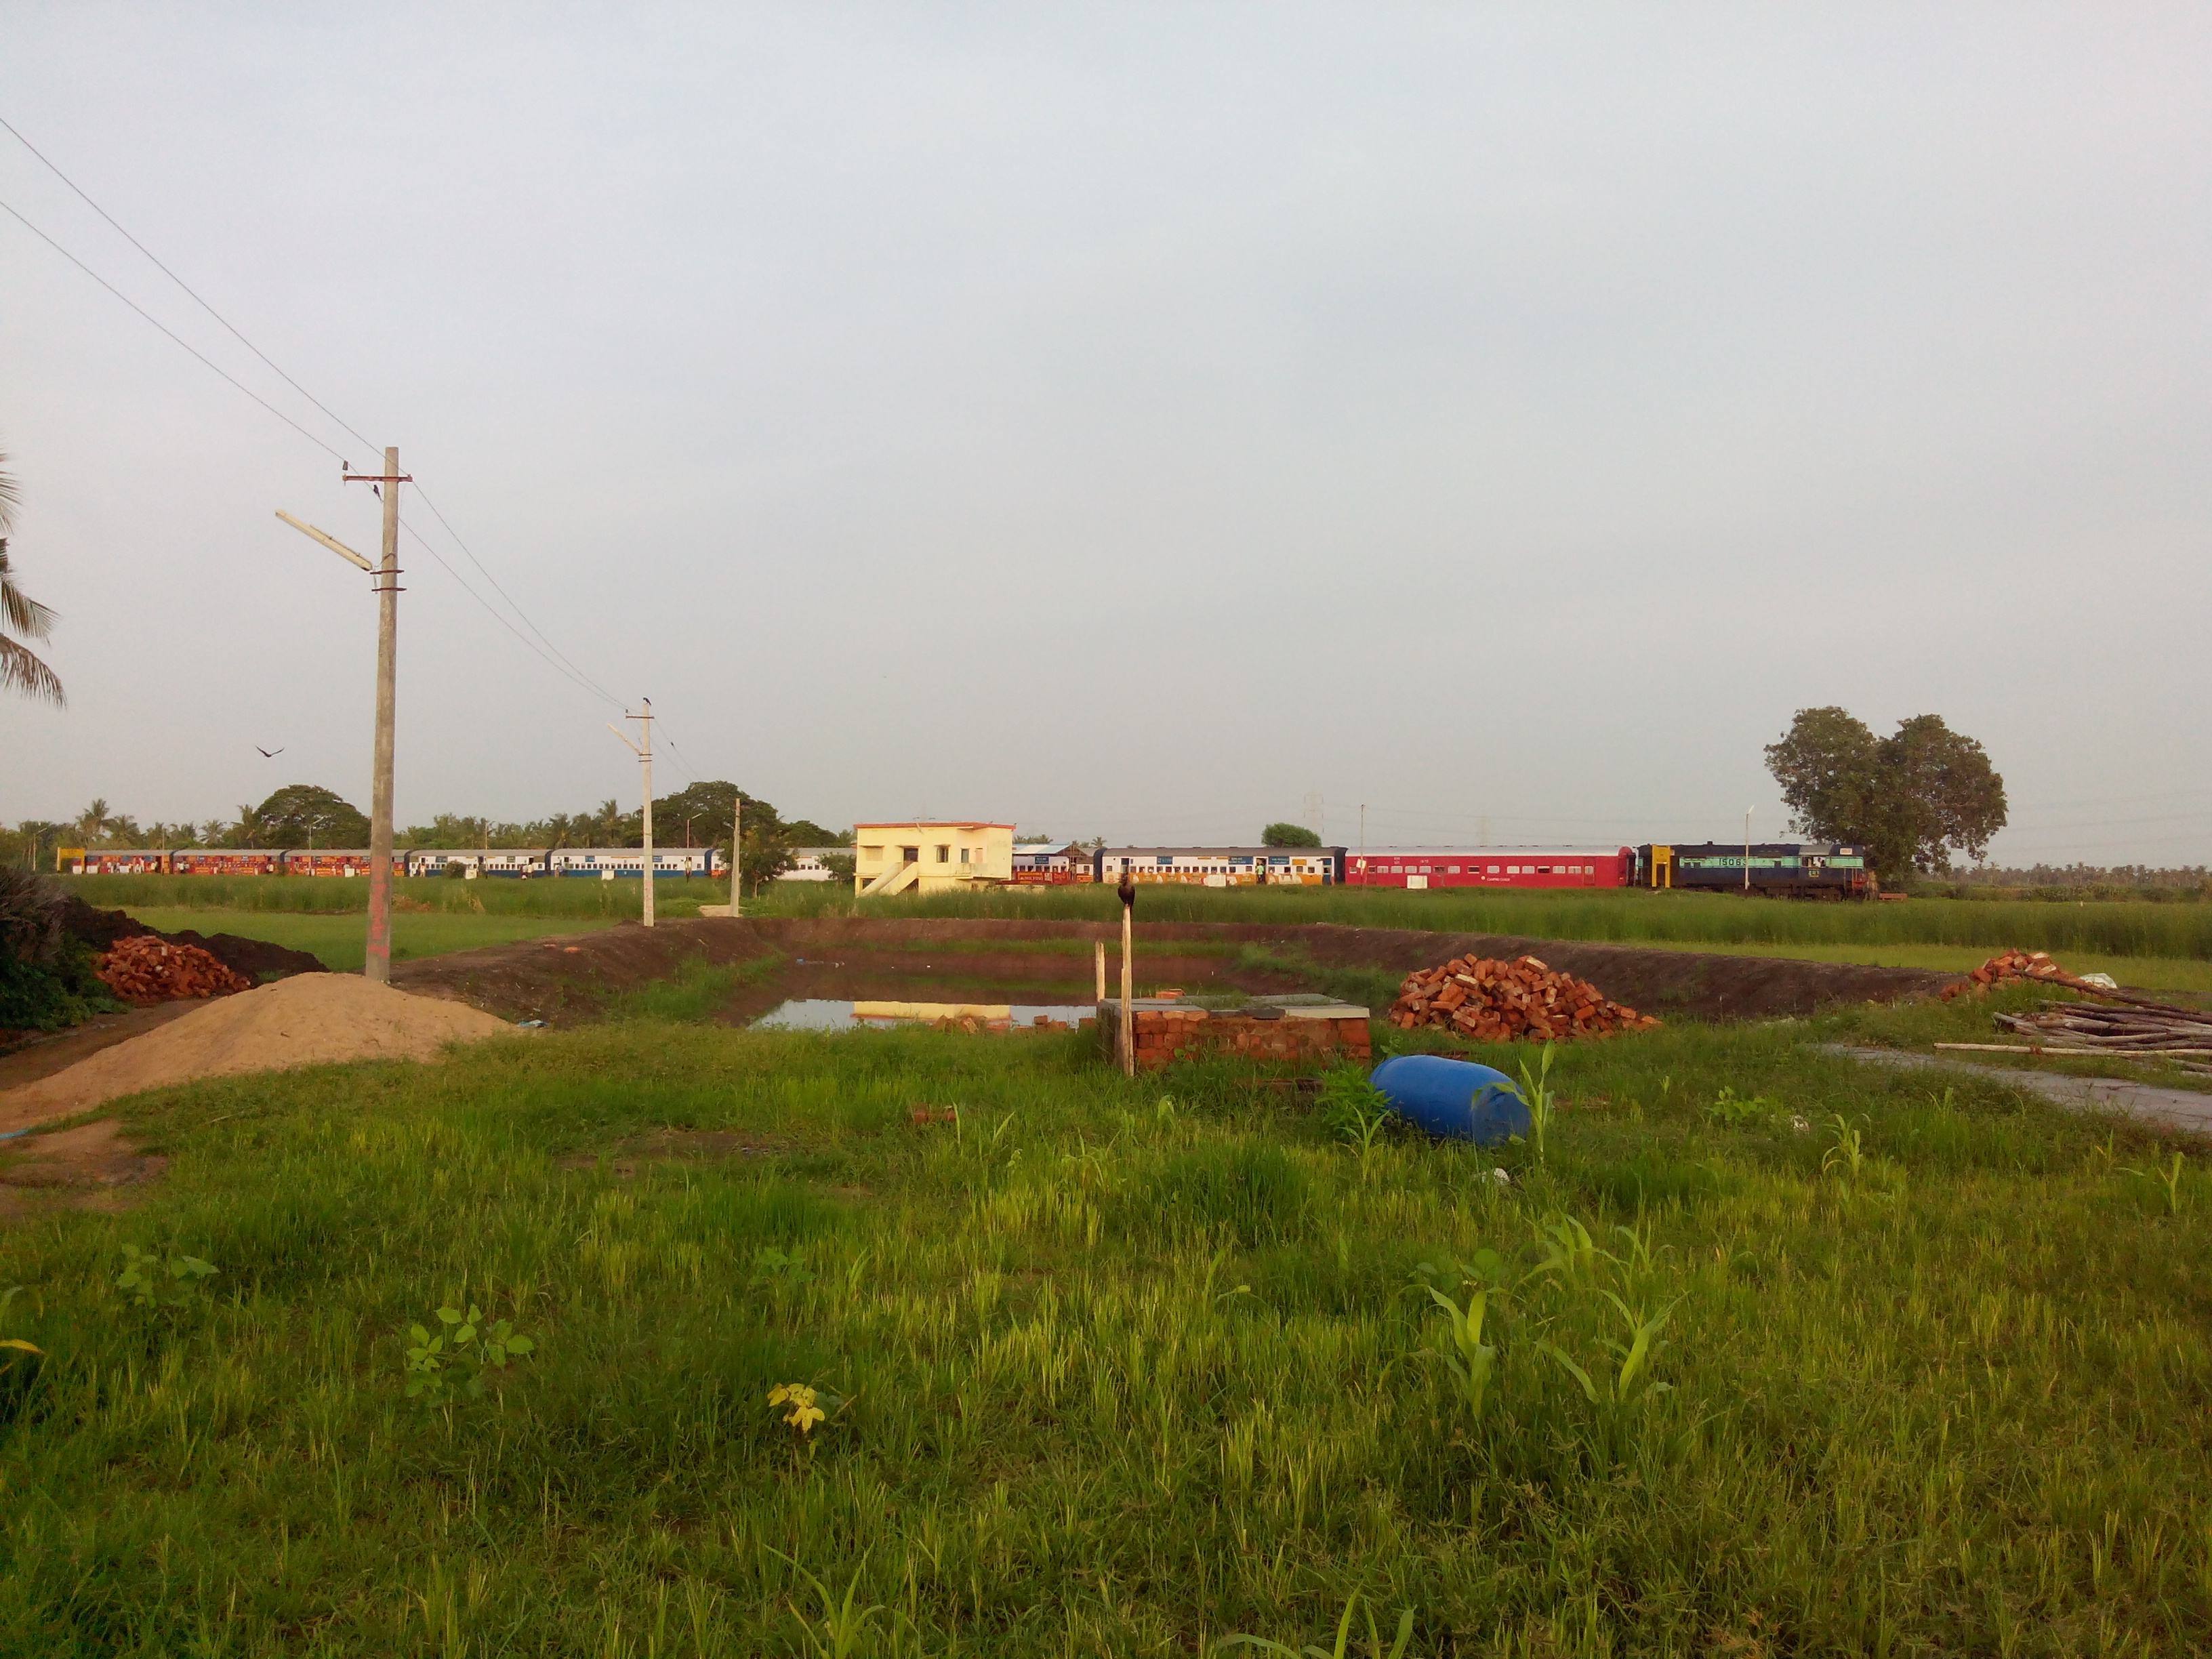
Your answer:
[1388,954,1657,1041]
[1101,1004,1372,1071]
[1942,949,2070,1000]
[96,935,253,1002]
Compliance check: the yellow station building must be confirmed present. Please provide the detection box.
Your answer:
[853,821,1016,896]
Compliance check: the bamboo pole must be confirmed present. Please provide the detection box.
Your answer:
[1936,1042,2212,1059]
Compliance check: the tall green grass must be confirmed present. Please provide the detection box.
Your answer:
[1,998,2209,1652]
[829,884,2212,960]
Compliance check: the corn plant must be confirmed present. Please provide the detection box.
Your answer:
[1318,1068,1394,1183]
[1217,1589,1414,1658]
[771,1549,884,1659]
[1821,1115,1868,1183]
[1409,1248,1507,1422]
[2125,1151,2187,1216]
[1515,1044,1558,1159]
[1538,1290,1675,1410]
[116,1245,216,1311]
[1531,1213,1617,1286]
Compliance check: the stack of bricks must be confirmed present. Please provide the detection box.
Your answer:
[1098,1002,1372,1071]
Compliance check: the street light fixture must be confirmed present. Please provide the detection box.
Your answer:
[274,457,404,983]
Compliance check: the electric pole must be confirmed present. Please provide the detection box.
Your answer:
[282,444,407,984]
[731,791,742,918]
[607,700,656,927]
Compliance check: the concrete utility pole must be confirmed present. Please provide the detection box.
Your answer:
[1744,806,1754,893]
[607,700,656,927]
[731,792,741,918]
[278,441,407,984]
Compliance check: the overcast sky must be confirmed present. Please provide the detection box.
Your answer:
[3,4,2207,862]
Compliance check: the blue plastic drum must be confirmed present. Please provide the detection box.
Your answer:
[1370,1054,1531,1144]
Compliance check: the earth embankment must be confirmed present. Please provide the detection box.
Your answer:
[391,916,1961,1025]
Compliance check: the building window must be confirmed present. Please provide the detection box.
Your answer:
[936,845,950,863]
[960,848,969,863]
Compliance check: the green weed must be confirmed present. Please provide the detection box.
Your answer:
[114,1244,216,1311]
[401,1303,536,1405]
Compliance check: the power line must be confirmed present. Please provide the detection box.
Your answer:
[1,112,376,457]
[396,518,619,708]
[408,483,622,705]
[0,195,347,463]
[1,121,632,721]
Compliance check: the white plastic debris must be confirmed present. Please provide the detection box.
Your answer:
[1490,1168,1512,1187]
[2078,972,2119,989]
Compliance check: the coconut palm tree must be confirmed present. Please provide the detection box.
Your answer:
[0,451,64,706]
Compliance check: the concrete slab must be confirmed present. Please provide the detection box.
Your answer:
[1822,1044,2212,1136]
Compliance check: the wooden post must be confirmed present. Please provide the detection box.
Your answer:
[1118,868,1135,1077]
[1094,939,1106,1001]
[365,445,400,984]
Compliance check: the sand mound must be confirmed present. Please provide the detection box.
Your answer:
[0,975,520,1131]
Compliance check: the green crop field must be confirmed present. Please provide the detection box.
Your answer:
[3,982,2208,1654]
[810,883,2212,964]
[119,909,621,975]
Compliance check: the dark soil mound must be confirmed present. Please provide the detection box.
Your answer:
[57,897,325,984]
[54,893,151,951]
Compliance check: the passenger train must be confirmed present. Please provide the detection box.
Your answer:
[64,846,724,879]
[64,836,1877,898]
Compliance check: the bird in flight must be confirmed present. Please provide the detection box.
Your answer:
[255,745,285,758]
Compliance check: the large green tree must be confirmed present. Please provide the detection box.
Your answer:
[247,784,372,849]
[1261,822,1322,848]
[0,451,64,707]
[1765,708,2007,880]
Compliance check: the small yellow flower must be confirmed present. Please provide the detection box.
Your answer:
[767,1382,825,1433]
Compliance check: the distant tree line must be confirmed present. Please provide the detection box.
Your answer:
[3,780,848,894]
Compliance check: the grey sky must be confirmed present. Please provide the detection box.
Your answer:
[4,5,2207,862]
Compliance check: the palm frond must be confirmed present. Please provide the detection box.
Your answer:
[0,634,66,705]
[0,543,58,642]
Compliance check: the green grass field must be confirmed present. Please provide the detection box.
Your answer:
[120,909,621,975]
[3,983,2209,1654]
[73,874,726,921]
[827,884,2212,962]
[1628,939,2212,996]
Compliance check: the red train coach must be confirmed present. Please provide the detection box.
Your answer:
[285,851,374,878]
[76,849,171,876]
[170,851,282,876]
[1346,846,1634,890]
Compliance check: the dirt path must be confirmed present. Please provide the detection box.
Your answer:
[394,916,1961,1025]
[0,1004,205,1095]
[1826,1045,2212,1137]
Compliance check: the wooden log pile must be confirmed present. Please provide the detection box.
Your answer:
[1387,954,1658,1042]
[1941,949,2074,999]
[1938,972,2212,1076]
[96,935,253,1002]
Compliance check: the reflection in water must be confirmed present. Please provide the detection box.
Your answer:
[753,999,1096,1032]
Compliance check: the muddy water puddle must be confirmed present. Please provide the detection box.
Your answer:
[718,947,1298,1029]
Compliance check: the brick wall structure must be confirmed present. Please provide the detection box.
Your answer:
[1094,999,1372,1071]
